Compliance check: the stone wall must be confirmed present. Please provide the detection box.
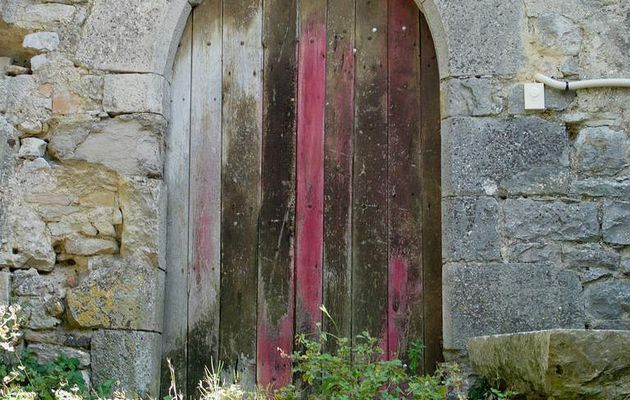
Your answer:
[0,0,628,395]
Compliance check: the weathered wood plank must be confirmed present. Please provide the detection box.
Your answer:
[220,0,263,387]
[161,14,192,399]
[188,0,222,390]
[352,0,389,347]
[386,0,422,363]
[323,0,355,343]
[257,0,298,387]
[419,12,443,374]
[296,0,327,335]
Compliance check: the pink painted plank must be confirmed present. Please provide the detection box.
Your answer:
[386,0,423,362]
[296,0,327,334]
[257,0,298,387]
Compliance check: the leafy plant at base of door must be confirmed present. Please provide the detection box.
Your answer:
[272,305,447,399]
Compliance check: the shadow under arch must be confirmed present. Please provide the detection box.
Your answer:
[161,0,446,396]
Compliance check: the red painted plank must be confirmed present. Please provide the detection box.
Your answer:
[352,0,389,350]
[419,12,443,374]
[386,0,423,362]
[257,0,298,387]
[296,0,327,334]
[323,0,355,342]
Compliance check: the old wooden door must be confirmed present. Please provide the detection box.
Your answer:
[163,0,441,395]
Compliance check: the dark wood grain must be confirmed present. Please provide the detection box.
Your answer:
[419,11,443,374]
[323,0,355,343]
[257,0,298,387]
[220,0,263,387]
[352,0,389,347]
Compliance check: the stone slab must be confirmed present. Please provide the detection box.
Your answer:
[503,199,599,241]
[443,263,584,350]
[75,0,190,76]
[603,201,630,245]
[468,330,630,400]
[66,254,164,332]
[442,196,500,262]
[442,117,569,196]
[433,0,526,76]
[91,329,161,397]
[48,114,165,177]
[103,73,169,116]
[584,280,630,329]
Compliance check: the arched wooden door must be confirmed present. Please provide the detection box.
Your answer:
[163,0,441,395]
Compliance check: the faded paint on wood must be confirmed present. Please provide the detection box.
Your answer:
[386,0,423,362]
[295,0,326,334]
[166,1,443,390]
[220,0,263,387]
[257,0,298,387]
[162,16,191,399]
[323,0,355,343]
[419,12,443,374]
[352,0,389,348]
[188,0,222,390]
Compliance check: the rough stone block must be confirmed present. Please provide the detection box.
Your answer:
[15,297,61,330]
[0,205,55,272]
[535,14,582,56]
[571,178,630,198]
[562,243,620,283]
[66,254,164,332]
[0,270,10,306]
[503,199,599,241]
[434,0,526,75]
[3,75,52,126]
[441,78,503,117]
[498,166,572,196]
[103,73,169,116]
[574,127,629,177]
[64,236,118,256]
[442,196,500,262]
[28,343,90,368]
[17,4,76,27]
[75,0,191,75]
[504,241,561,263]
[48,114,164,177]
[443,263,583,350]
[442,117,569,196]
[18,138,47,159]
[562,243,620,270]
[584,280,630,329]
[468,330,630,400]
[119,177,166,270]
[603,201,630,245]
[22,32,60,52]
[91,330,161,398]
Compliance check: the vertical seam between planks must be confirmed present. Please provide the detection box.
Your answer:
[350,0,357,349]
[293,0,300,343]
[385,0,391,359]
[418,11,426,370]
[186,7,194,393]
[218,0,224,370]
[256,0,264,383]
[321,0,328,341]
